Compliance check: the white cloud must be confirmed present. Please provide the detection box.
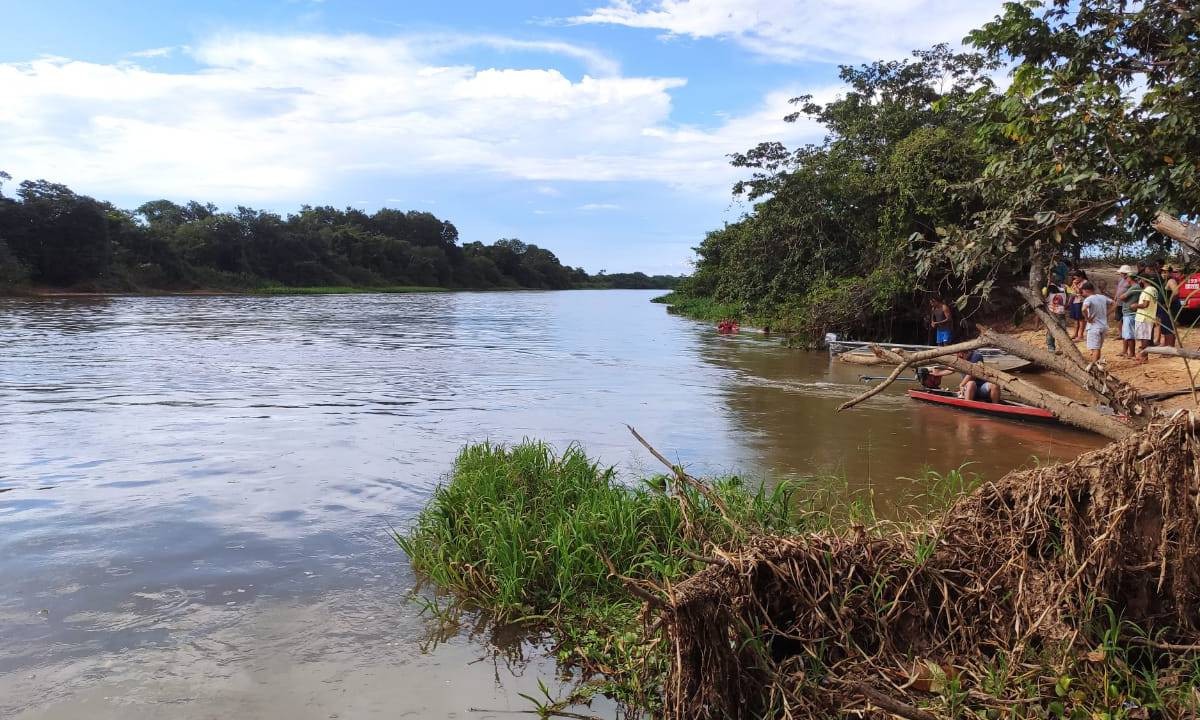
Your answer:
[127,46,177,59]
[568,0,1000,63]
[579,202,622,210]
[0,32,824,204]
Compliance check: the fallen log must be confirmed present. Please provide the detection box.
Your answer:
[978,327,1152,425]
[1145,346,1200,360]
[871,346,1132,440]
[1015,286,1090,369]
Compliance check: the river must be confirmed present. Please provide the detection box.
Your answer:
[0,290,1104,718]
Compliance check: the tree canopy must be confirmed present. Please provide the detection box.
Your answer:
[924,0,1200,292]
[676,0,1199,341]
[0,177,680,293]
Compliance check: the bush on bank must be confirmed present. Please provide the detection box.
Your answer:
[396,441,809,710]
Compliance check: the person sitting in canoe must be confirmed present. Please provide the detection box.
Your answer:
[921,350,1000,402]
[957,349,1000,403]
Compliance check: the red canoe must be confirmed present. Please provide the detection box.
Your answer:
[907,389,1058,423]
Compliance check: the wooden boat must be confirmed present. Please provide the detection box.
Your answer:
[829,340,1031,372]
[907,388,1058,422]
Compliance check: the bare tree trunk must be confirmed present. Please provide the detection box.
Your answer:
[1015,286,1090,369]
[1152,211,1200,257]
[855,346,1133,440]
[978,328,1153,426]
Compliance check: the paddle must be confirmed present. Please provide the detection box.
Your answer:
[858,375,918,383]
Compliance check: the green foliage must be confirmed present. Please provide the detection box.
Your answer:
[0,176,674,293]
[923,0,1200,294]
[683,45,998,342]
[397,441,808,708]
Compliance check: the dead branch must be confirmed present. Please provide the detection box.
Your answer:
[597,549,670,609]
[837,338,987,412]
[1145,346,1200,360]
[852,682,940,720]
[627,424,746,535]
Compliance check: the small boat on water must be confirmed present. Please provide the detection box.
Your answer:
[829,339,1031,372]
[907,388,1058,423]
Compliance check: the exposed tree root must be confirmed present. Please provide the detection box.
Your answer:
[653,412,1200,719]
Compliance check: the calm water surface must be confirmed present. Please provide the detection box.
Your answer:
[0,291,1103,718]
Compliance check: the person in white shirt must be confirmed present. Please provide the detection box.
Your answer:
[1080,281,1112,362]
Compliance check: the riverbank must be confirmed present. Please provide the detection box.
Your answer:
[402,428,1200,719]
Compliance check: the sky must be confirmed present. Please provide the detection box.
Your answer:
[0,0,1003,275]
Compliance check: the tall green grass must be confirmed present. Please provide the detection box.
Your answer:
[253,284,448,295]
[650,291,745,322]
[397,441,808,708]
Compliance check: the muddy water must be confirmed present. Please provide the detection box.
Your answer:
[0,291,1104,718]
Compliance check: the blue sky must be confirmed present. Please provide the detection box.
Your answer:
[0,0,1001,274]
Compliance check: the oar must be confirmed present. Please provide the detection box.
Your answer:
[858,375,918,383]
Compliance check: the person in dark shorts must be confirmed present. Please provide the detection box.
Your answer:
[930,297,953,346]
[958,349,1000,402]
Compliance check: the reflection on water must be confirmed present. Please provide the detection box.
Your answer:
[0,291,1104,717]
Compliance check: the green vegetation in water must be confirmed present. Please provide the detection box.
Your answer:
[396,440,810,711]
[401,440,1200,719]
[651,291,744,322]
[252,285,449,295]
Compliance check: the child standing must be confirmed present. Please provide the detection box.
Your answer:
[1080,281,1111,363]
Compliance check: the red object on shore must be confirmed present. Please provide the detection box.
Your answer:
[717,321,739,334]
[907,389,1058,422]
[1180,272,1200,311]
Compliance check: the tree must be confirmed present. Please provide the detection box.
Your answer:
[684,45,999,338]
[925,0,1200,292]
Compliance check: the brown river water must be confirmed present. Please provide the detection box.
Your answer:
[0,290,1104,718]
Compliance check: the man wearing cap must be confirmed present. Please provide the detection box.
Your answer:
[1116,265,1139,357]
[1131,273,1159,363]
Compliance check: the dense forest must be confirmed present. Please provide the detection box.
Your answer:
[0,174,679,293]
[672,0,1199,343]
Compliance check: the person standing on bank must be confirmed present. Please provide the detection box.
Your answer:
[1066,270,1087,341]
[930,297,953,346]
[1080,281,1111,363]
[1116,265,1140,358]
[1131,274,1159,364]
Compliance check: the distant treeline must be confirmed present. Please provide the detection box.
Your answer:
[0,175,680,292]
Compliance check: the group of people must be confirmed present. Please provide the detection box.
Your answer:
[1044,258,1187,364]
[919,257,1190,404]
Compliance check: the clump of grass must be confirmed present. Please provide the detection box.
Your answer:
[650,291,746,322]
[397,441,808,710]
